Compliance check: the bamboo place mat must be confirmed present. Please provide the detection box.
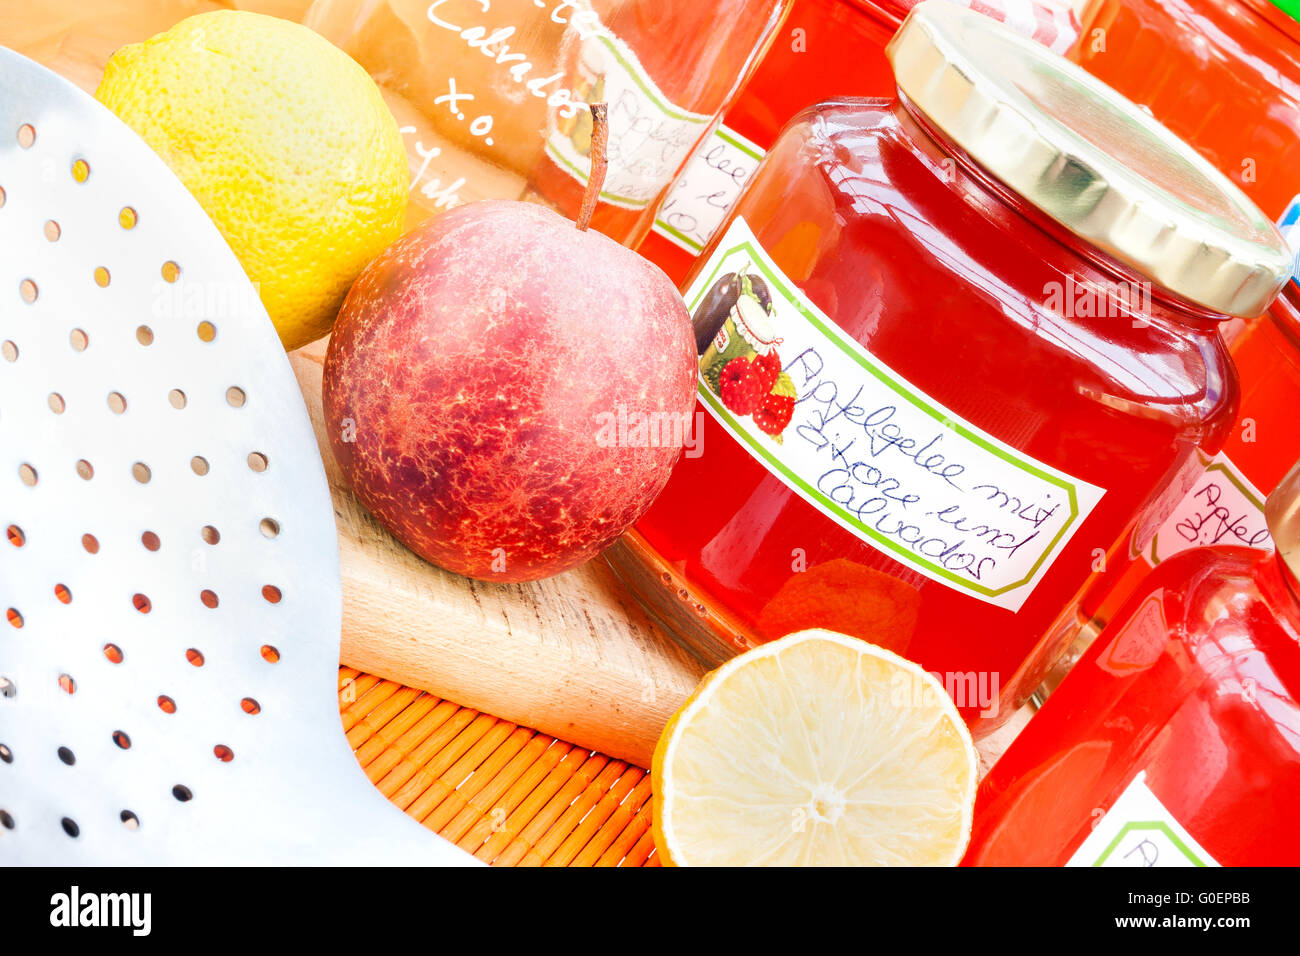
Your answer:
[338,666,1032,866]
[338,667,660,867]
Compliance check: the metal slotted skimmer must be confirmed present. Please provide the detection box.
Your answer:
[0,48,474,865]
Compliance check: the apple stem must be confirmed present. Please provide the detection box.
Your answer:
[576,103,608,233]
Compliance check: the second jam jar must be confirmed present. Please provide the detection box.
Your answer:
[606,0,1295,735]
[1070,0,1300,221]
[964,457,1300,866]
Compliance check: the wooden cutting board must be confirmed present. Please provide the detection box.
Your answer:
[289,341,707,769]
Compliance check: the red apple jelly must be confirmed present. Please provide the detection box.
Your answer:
[1071,0,1300,221]
[964,458,1300,866]
[607,1,1294,735]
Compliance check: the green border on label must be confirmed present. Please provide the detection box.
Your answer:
[548,34,708,209]
[1147,459,1268,565]
[597,35,708,124]
[692,239,1085,600]
[545,143,650,208]
[652,126,766,252]
[713,127,764,161]
[1091,821,1210,867]
[655,220,704,253]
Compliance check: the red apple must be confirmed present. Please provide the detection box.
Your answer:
[322,196,697,582]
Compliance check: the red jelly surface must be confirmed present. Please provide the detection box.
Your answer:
[966,545,1300,865]
[1071,0,1300,221]
[627,99,1239,735]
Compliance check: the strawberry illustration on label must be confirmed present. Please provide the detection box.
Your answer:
[754,371,796,442]
[719,356,765,416]
[752,349,781,392]
[692,262,798,439]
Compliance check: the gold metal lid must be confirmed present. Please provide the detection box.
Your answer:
[1267,460,1300,582]
[886,1,1294,318]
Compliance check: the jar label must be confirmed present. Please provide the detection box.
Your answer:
[1148,452,1270,564]
[689,217,1106,612]
[544,29,710,210]
[653,124,765,253]
[1066,772,1220,867]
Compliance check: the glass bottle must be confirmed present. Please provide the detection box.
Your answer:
[0,1,793,247]
[606,0,1294,736]
[642,0,1080,283]
[305,0,794,244]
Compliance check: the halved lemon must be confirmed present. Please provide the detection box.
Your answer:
[652,629,977,866]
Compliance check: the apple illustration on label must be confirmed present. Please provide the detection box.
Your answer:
[323,105,698,582]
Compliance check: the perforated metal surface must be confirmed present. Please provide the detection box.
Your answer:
[0,47,474,865]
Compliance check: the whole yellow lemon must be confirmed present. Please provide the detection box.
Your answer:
[96,10,408,351]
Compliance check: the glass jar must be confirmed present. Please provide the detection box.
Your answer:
[305,0,793,244]
[1071,0,1300,221]
[964,459,1300,866]
[641,0,1080,283]
[606,0,1294,736]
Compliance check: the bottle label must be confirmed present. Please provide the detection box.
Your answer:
[544,29,710,210]
[1148,452,1271,565]
[1066,772,1220,867]
[1097,594,1168,675]
[653,124,765,253]
[688,217,1106,612]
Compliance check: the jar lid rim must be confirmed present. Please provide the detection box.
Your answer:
[887,1,1294,318]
